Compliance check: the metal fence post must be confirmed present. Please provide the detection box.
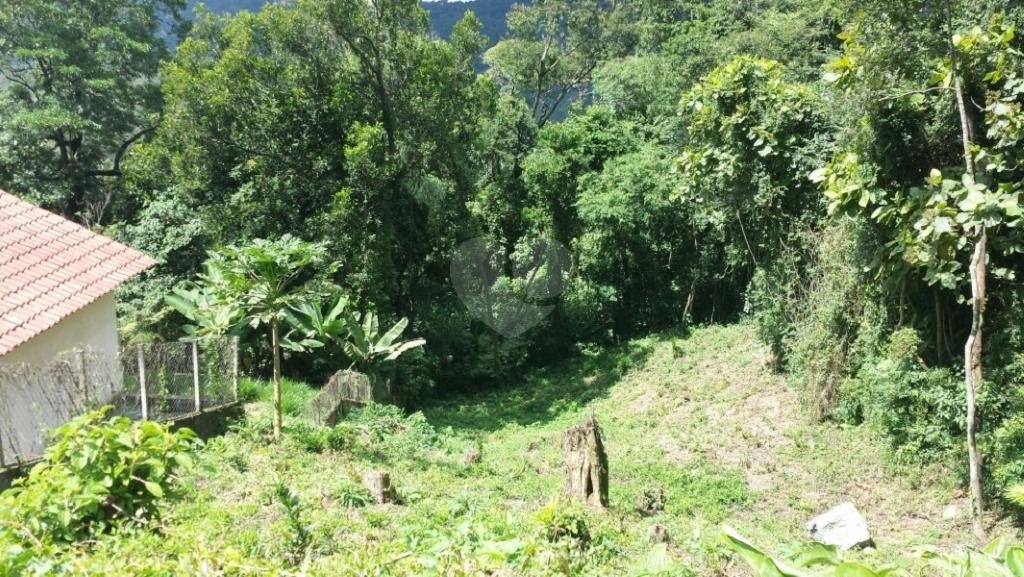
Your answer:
[137,344,148,420]
[232,337,240,403]
[192,341,202,413]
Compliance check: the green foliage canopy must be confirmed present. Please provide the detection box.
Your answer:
[0,0,185,222]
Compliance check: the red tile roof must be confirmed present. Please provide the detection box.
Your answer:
[0,189,156,355]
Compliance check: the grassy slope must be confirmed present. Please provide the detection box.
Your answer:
[419,323,1007,570]
[64,323,1017,575]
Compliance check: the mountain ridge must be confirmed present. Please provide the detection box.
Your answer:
[185,0,518,43]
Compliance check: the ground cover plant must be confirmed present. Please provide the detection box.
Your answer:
[3,325,1019,575]
[3,0,1024,574]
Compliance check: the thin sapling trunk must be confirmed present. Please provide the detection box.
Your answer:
[272,318,283,441]
[949,19,986,539]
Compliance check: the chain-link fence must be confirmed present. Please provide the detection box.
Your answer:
[0,338,238,468]
[116,339,238,422]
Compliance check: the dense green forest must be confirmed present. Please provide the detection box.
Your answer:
[3,0,1024,574]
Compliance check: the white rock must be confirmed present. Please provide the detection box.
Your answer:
[805,502,872,550]
[942,504,960,520]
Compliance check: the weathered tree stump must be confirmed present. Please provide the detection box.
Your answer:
[463,445,482,465]
[561,415,608,508]
[637,487,666,516]
[362,470,395,504]
[305,370,372,426]
[648,523,671,544]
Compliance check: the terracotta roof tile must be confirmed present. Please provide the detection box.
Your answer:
[0,189,156,356]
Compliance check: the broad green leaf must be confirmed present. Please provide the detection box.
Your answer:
[384,338,426,361]
[376,317,409,350]
[1005,547,1024,576]
[164,290,198,321]
[143,481,164,498]
[834,562,884,577]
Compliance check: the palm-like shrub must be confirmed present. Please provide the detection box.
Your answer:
[286,295,425,383]
[168,235,331,440]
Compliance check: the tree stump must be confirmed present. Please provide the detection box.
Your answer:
[562,415,608,508]
[648,523,671,544]
[463,445,482,465]
[305,370,372,426]
[362,470,395,504]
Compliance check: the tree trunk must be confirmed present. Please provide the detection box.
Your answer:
[65,180,86,221]
[683,278,696,325]
[272,319,283,441]
[562,415,609,508]
[965,228,987,540]
[950,21,986,539]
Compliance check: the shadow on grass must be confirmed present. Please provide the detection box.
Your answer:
[422,336,659,434]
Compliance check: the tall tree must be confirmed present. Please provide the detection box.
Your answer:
[322,0,430,155]
[676,56,827,282]
[523,105,639,248]
[126,1,497,393]
[0,0,185,223]
[202,236,331,441]
[818,1,1024,536]
[485,0,628,127]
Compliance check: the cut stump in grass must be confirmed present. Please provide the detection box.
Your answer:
[562,415,608,508]
[648,523,670,544]
[306,370,373,427]
[463,445,482,465]
[362,470,395,504]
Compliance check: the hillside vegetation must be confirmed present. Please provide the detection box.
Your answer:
[2,0,1024,573]
[6,325,1009,575]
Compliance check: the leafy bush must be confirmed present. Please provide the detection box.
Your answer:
[748,259,800,370]
[272,482,310,566]
[347,403,440,457]
[992,415,1024,505]
[1007,484,1024,515]
[288,423,352,454]
[849,329,965,463]
[573,147,690,337]
[332,477,373,508]
[236,376,264,402]
[534,501,591,549]
[254,377,317,416]
[0,408,199,544]
[749,222,879,420]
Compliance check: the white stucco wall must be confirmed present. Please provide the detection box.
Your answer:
[0,292,122,463]
[0,292,120,368]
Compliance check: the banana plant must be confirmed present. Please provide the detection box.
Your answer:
[281,295,350,352]
[725,526,1024,577]
[343,311,426,372]
[164,283,242,342]
[722,527,898,577]
[285,295,425,374]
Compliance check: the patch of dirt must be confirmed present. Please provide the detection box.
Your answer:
[647,325,1017,558]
